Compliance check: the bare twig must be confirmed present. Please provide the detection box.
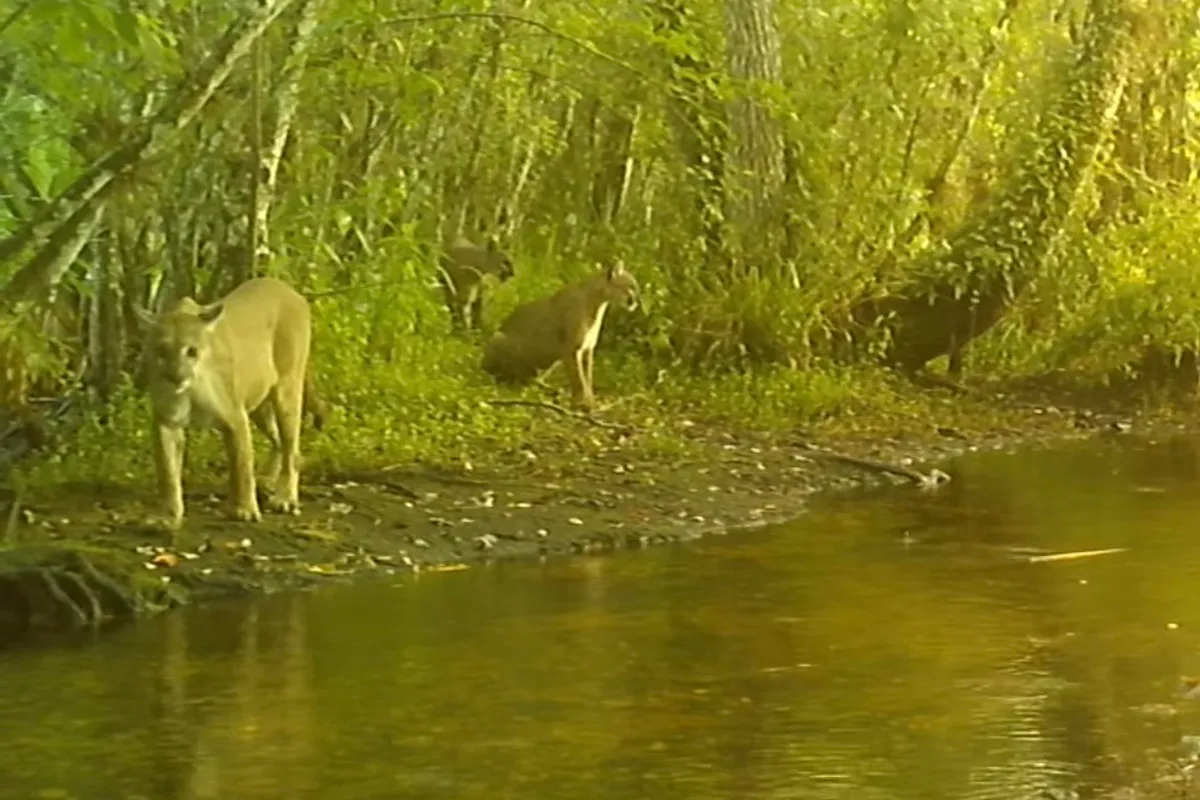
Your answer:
[304,277,416,300]
[484,398,638,432]
[374,479,420,499]
[375,12,646,79]
[372,8,715,147]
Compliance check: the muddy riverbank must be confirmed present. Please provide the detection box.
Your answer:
[0,380,1189,644]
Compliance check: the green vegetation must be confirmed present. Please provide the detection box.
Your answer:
[0,0,1190,490]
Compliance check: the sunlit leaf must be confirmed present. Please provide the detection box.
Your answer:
[22,146,54,199]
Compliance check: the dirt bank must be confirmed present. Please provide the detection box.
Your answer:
[0,382,1184,645]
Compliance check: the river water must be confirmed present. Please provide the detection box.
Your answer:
[5,435,1200,799]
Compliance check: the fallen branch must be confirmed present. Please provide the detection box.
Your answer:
[374,479,420,499]
[1027,547,1125,564]
[484,398,638,432]
[803,447,951,489]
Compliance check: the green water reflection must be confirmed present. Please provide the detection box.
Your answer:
[5,436,1200,799]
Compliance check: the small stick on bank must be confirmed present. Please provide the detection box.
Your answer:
[803,447,951,490]
[1027,547,1126,564]
[484,398,637,432]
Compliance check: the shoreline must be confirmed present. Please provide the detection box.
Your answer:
[0,383,1184,646]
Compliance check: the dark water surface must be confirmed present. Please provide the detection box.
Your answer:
[6,435,1200,799]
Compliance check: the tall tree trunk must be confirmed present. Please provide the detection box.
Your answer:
[849,0,1135,375]
[723,0,785,277]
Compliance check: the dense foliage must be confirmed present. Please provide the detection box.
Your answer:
[0,0,1193,479]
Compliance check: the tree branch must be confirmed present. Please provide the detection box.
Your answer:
[0,0,299,304]
[375,12,647,81]
[0,0,35,39]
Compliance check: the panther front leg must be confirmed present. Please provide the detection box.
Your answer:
[221,410,262,522]
[568,347,595,411]
[152,420,187,528]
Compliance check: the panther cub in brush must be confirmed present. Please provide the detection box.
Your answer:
[482,260,640,410]
[137,277,323,529]
[438,235,515,331]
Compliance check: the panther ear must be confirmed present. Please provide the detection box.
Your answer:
[606,259,626,280]
[486,238,499,254]
[198,303,225,325]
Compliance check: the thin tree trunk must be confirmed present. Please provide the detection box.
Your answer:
[4,199,108,307]
[450,18,506,236]
[244,29,265,286]
[655,0,729,267]
[87,220,124,399]
[252,0,327,266]
[590,105,639,227]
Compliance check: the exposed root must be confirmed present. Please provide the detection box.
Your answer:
[0,548,168,639]
[38,568,89,627]
[59,568,104,622]
[71,553,140,615]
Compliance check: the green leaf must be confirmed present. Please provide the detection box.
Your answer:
[22,146,54,199]
[113,6,142,47]
[73,0,116,40]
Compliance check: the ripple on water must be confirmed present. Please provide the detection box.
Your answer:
[2,437,1200,798]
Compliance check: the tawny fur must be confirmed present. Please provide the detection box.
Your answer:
[137,277,321,528]
[438,235,515,331]
[482,261,640,410]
